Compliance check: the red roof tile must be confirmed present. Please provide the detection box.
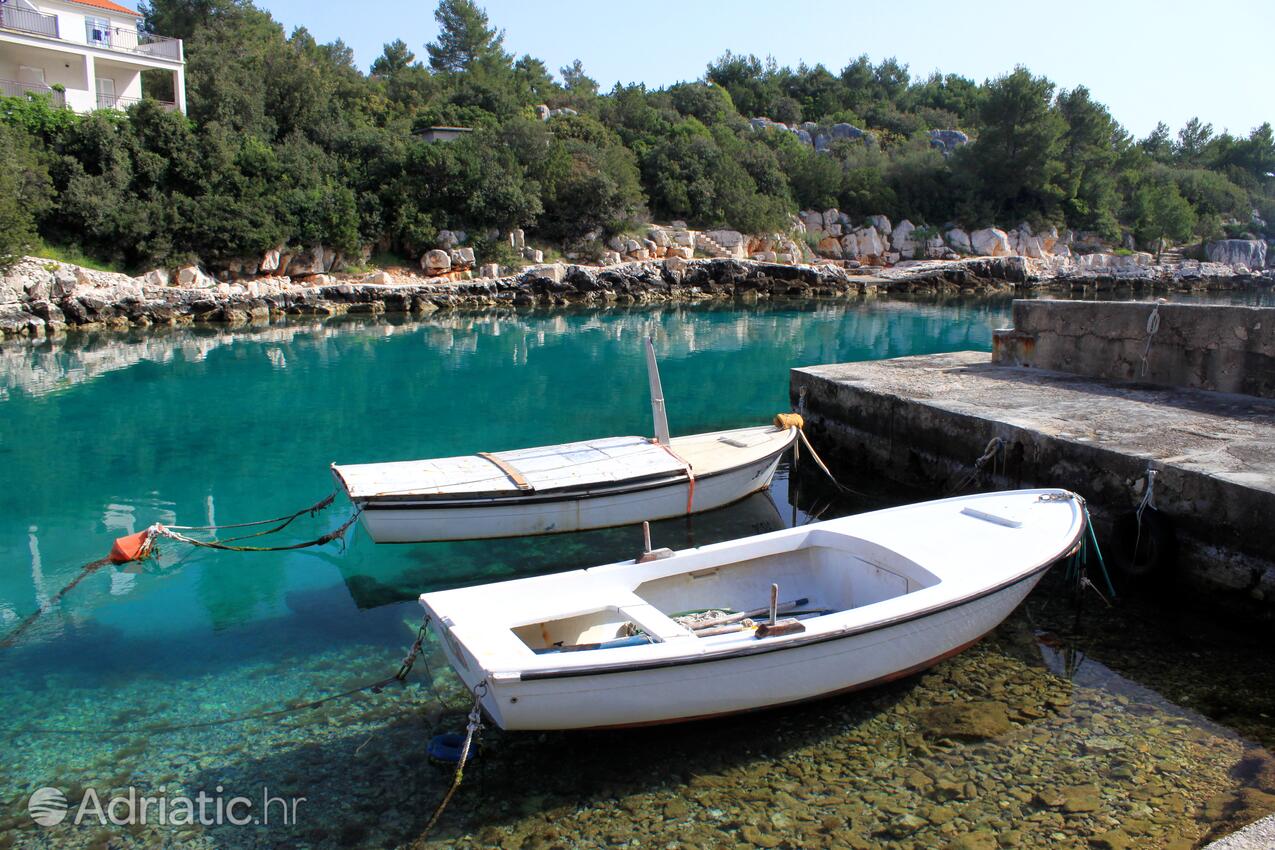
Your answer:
[71,0,143,17]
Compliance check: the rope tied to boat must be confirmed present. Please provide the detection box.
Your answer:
[149,506,362,556]
[396,613,432,682]
[420,680,487,843]
[1064,502,1117,606]
[778,415,868,498]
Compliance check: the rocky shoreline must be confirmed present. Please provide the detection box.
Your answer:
[1,254,1271,340]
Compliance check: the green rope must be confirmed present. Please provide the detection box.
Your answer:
[1066,506,1116,601]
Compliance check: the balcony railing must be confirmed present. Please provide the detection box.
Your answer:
[96,93,177,112]
[0,3,59,38]
[84,23,182,60]
[0,3,182,61]
[0,77,65,106]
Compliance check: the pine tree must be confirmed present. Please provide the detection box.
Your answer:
[426,0,508,74]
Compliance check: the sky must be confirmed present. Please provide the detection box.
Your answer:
[256,0,1273,140]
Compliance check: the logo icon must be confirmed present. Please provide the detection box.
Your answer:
[28,787,68,827]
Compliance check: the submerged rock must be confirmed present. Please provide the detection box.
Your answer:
[920,700,1011,739]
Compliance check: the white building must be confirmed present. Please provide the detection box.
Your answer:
[0,0,184,114]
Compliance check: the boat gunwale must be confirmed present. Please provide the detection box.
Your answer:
[502,497,1086,681]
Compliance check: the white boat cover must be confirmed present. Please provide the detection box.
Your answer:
[335,436,689,499]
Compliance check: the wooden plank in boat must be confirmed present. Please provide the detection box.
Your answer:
[335,436,689,499]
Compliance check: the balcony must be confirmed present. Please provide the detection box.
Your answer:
[96,92,176,111]
[0,5,183,61]
[0,4,58,38]
[0,77,65,106]
[84,23,182,61]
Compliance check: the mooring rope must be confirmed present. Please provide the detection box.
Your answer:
[164,493,336,532]
[0,557,111,650]
[417,681,487,845]
[153,507,362,555]
[1063,503,1117,606]
[1,499,361,651]
[948,437,1006,494]
[792,426,868,498]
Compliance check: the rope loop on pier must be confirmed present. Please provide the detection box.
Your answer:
[419,680,488,844]
[1140,300,1165,377]
[949,437,1006,494]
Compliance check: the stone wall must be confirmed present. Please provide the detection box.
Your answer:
[993,300,1275,398]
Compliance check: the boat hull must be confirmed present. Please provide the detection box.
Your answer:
[445,568,1045,730]
[356,450,785,543]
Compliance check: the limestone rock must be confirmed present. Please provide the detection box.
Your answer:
[421,249,451,275]
[139,268,170,287]
[817,236,843,258]
[449,247,475,268]
[970,228,1011,257]
[852,226,885,258]
[284,245,335,277]
[665,246,693,260]
[945,228,972,253]
[364,271,393,285]
[437,229,460,249]
[929,129,969,155]
[260,248,282,273]
[1206,239,1266,269]
[891,219,917,257]
[869,215,892,235]
[522,248,544,263]
[176,265,216,288]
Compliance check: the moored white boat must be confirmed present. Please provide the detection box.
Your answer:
[333,426,795,543]
[331,338,797,542]
[419,488,1087,730]
[334,428,800,542]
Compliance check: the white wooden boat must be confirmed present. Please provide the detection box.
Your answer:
[419,488,1086,730]
[332,339,796,542]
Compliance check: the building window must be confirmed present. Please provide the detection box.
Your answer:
[85,16,112,47]
[95,77,116,109]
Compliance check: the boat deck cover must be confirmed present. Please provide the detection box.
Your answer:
[335,435,690,499]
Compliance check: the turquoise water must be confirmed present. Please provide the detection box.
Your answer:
[1,296,1273,849]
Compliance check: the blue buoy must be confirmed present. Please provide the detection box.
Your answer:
[428,732,473,764]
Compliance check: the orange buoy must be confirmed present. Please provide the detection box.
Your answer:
[109,529,154,564]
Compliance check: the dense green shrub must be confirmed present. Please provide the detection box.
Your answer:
[0,0,1267,274]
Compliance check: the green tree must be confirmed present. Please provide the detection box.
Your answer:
[957,67,1064,222]
[560,60,598,99]
[1055,86,1121,235]
[1132,180,1197,246]
[0,122,51,270]
[371,39,416,77]
[426,0,509,74]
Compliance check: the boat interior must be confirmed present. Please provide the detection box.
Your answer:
[511,535,941,653]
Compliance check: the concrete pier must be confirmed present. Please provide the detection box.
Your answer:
[791,300,1275,615]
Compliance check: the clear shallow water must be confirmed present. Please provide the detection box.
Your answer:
[0,296,1272,850]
